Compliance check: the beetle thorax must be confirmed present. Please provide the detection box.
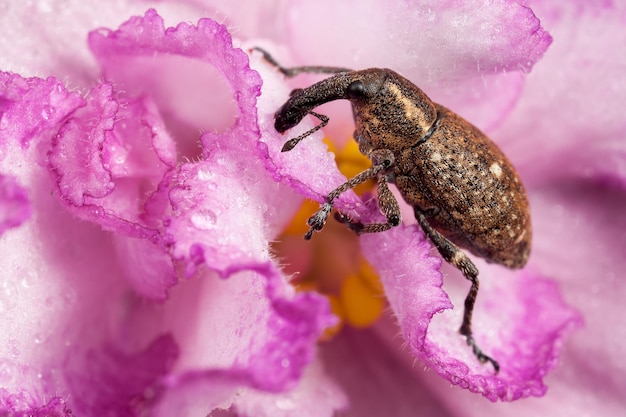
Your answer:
[352,71,438,153]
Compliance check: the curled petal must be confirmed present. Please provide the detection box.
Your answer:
[85,10,337,399]
[361,224,581,401]
[161,154,335,392]
[249,48,364,215]
[232,356,348,417]
[495,2,626,188]
[65,334,179,415]
[320,327,455,417]
[287,0,550,76]
[48,82,175,238]
[46,81,177,300]
[0,394,73,417]
[0,174,31,236]
[0,72,84,149]
[284,0,551,132]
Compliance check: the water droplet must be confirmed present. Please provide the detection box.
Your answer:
[64,289,76,304]
[0,280,18,313]
[0,116,8,130]
[190,210,217,230]
[197,169,213,181]
[41,105,54,120]
[0,359,17,384]
[280,358,290,368]
[275,398,295,410]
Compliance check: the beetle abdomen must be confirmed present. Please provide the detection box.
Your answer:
[395,105,531,268]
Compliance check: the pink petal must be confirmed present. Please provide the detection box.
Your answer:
[494,2,626,188]
[84,9,338,400]
[48,82,175,238]
[0,190,177,415]
[160,153,336,391]
[88,8,249,161]
[232,356,348,417]
[64,334,179,415]
[431,181,626,415]
[284,0,551,132]
[0,72,84,149]
[360,222,580,401]
[249,47,364,215]
[0,394,73,417]
[120,266,336,412]
[0,174,31,236]
[319,327,455,417]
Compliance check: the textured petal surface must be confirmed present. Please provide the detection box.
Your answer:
[249,47,365,215]
[231,355,348,417]
[361,222,581,401]
[0,72,84,148]
[284,0,551,133]
[84,7,337,402]
[493,2,626,188]
[2,8,338,416]
[424,182,626,416]
[2,0,624,415]
[320,326,455,417]
[0,174,31,236]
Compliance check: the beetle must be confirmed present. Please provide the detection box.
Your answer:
[254,48,532,373]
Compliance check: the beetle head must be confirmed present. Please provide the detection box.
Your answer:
[274,104,308,133]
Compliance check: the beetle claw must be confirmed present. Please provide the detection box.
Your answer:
[305,203,332,239]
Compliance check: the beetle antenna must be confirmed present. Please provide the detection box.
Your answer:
[281,111,329,152]
[252,47,352,78]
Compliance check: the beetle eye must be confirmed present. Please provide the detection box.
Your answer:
[347,81,365,99]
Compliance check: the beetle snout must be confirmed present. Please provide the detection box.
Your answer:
[274,105,307,133]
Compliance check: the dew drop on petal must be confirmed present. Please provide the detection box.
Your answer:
[275,398,295,410]
[41,105,54,120]
[0,280,18,313]
[0,359,17,385]
[197,169,213,181]
[190,210,217,230]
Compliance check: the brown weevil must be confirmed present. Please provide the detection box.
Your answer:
[254,48,532,373]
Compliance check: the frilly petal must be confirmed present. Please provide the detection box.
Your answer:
[0,72,84,149]
[64,334,178,415]
[48,82,175,238]
[122,266,335,413]
[249,48,364,215]
[284,0,551,132]
[84,10,337,400]
[232,356,348,417]
[0,174,31,236]
[494,2,626,188]
[433,180,626,415]
[361,223,581,401]
[287,0,550,76]
[320,327,455,417]
[161,153,336,392]
[0,394,73,417]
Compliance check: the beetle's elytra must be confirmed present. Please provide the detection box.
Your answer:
[254,48,532,373]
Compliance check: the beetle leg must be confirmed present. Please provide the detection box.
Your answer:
[335,174,401,234]
[305,149,394,240]
[281,111,329,152]
[414,208,500,373]
[252,47,352,78]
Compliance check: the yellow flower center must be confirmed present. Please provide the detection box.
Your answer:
[272,138,385,338]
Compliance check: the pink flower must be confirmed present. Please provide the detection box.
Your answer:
[0,1,623,416]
